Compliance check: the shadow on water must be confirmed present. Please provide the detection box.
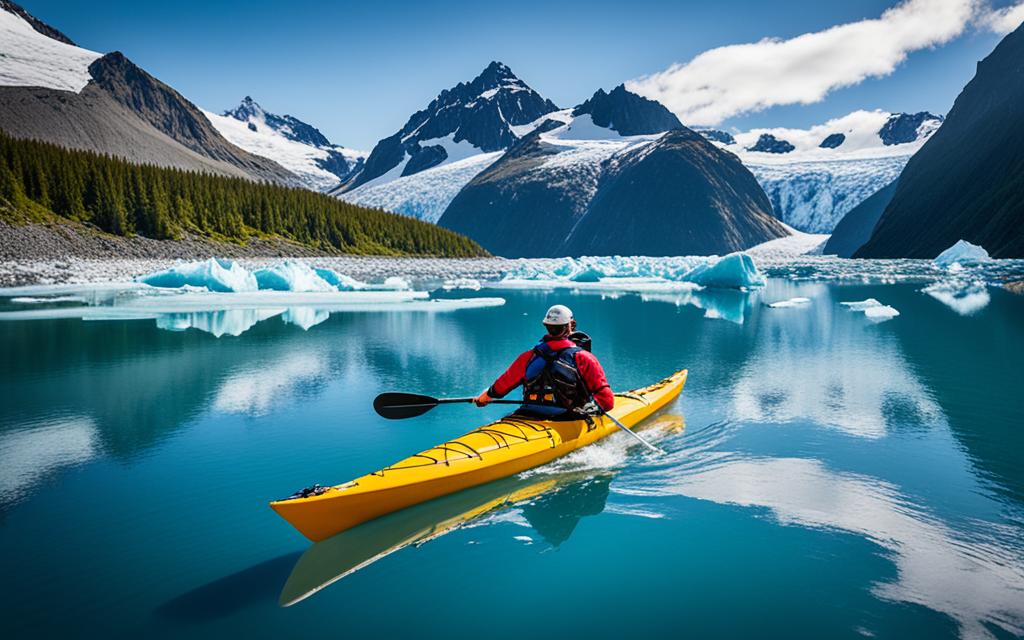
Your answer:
[155,551,302,623]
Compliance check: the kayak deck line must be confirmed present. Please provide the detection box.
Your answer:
[270,369,687,542]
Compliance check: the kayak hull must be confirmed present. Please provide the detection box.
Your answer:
[271,369,687,541]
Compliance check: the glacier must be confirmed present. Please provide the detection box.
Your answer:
[746,156,907,233]
[338,152,502,222]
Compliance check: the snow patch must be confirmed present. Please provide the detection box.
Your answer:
[0,9,102,93]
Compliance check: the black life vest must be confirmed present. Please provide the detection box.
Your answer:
[522,342,593,415]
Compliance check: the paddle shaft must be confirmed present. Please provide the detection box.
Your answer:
[602,412,664,455]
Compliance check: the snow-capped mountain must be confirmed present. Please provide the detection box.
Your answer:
[336,61,559,193]
[203,97,365,191]
[0,2,295,183]
[437,87,787,257]
[701,110,945,233]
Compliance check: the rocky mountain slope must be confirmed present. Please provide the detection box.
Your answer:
[335,61,558,193]
[0,4,295,184]
[856,24,1024,258]
[438,100,787,257]
[823,180,898,257]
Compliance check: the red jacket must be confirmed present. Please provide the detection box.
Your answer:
[487,338,614,411]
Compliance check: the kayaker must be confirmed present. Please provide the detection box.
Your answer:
[475,304,614,417]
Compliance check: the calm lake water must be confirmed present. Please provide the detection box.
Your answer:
[2,281,1023,639]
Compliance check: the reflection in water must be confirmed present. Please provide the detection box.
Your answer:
[279,473,610,606]
[213,351,329,416]
[641,287,751,324]
[0,417,97,508]
[156,309,284,337]
[730,284,941,438]
[619,455,1024,639]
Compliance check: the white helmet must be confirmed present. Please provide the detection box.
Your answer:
[542,304,574,326]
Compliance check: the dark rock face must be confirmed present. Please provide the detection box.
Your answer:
[856,24,1024,258]
[0,0,75,45]
[878,111,942,145]
[572,85,682,135]
[563,129,787,256]
[438,126,787,257]
[696,129,736,145]
[823,180,897,257]
[340,61,559,192]
[819,133,845,149]
[747,133,794,154]
[87,53,295,184]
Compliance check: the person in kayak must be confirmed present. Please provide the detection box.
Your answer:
[475,304,614,417]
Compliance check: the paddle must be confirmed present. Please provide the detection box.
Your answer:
[372,392,664,454]
[372,393,521,420]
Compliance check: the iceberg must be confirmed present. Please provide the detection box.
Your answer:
[253,261,335,292]
[314,268,366,291]
[681,253,765,289]
[494,254,763,291]
[934,240,991,268]
[138,258,258,293]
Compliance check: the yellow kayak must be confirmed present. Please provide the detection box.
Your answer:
[270,368,687,542]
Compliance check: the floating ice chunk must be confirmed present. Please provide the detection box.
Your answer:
[442,278,482,291]
[512,535,534,544]
[138,258,258,293]
[682,253,765,289]
[923,280,990,316]
[314,268,366,291]
[767,297,812,308]
[840,298,883,311]
[934,240,991,268]
[864,305,900,321]
[253,261,335,292]
[840,298,898,322]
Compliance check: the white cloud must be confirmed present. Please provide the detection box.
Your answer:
[980,1,1024,33]
[627,0,978,126]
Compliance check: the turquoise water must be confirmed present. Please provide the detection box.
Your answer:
[2,281,1023,638]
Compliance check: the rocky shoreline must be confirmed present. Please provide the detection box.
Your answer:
[0,220,511,287]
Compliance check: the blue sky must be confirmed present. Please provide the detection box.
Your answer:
[23,0,1014,150]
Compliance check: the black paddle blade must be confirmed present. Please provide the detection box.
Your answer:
[373,392,441,420]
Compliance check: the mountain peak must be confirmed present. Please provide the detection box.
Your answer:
[224,96,266,122]
[573,85,682,136]
[340,61,559,191]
